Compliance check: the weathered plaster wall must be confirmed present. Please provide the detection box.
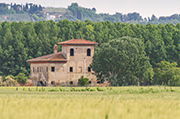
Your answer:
[30,44,97,86]
[30,62,67,86]
[62,45,96,85]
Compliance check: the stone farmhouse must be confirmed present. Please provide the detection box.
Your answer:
[27,38,98,86]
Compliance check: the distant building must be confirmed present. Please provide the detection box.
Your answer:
[27,38,98,86]
[3,16,8,20]
[49,15,56,19]
[17,6,22,11]
[55,14,62,18]
[8,6,11,10]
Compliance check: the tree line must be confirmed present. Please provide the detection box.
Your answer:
[0,3,44,22]
[64,3,180,25]
[0,3,43,15]
[0,20,180,85]
[2,2,180,25]
[91,37,180,87]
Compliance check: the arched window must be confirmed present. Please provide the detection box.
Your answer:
[70,48,74,56]
[87,49,91,56]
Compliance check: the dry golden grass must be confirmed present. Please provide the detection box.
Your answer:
[0,86,180,119]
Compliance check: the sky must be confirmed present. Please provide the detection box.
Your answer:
[1,0,180,18]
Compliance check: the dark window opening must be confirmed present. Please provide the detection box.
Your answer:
[46,67,48,72]
[88,67,91,72]
[89,81,91,84]
[97,81,100,84]
[87,49,91,56]
[51,81,55,85]
[51,67,55,72]
[33,67,35,73]
[40,67,42,72]
[70,81,73,85]
[70,67,73,72]
[70,48,74,56]
[37,67,39,72]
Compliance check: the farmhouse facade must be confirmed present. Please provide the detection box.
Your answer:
[27,38,98,86]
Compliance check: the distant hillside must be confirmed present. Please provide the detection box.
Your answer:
[0,3,44,22]
[1,2,180,25]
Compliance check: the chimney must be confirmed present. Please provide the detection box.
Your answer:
[54,44,58,54]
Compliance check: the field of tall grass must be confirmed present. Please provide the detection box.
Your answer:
[0,86,180,119]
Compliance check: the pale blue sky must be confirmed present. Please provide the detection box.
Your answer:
[1,0,180,18]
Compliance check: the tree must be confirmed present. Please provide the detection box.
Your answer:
[155,61,177,88]
[0,46,4,75]
[166,67,180,89]
[92,8,96,12]
[91,36,151,86]
[15,73,27,85]
[150,14,158,21]
[143,67,154,86]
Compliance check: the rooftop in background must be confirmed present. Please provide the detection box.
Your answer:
[58,38,98,45]
[27,52,67,62]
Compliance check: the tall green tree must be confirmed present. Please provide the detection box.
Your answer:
[91,36,151,86]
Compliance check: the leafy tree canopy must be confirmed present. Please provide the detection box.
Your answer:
[91,36,151,86]
[155,61,177,85]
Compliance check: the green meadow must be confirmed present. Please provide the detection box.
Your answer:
[0,86,180,119]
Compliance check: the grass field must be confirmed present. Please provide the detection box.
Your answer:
[0,86,180,119]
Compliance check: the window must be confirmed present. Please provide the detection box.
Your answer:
[70,81,73,85]
[88,67,91,72]
[87,49,91,56]
[51,67,55,72]
[70,48,74,56]
[40,67,42,72]
[89,81,91,84]
[79,67,82,72]
[70,67,73,72]
[46,67,48,72]
[33,67,35,73]
[51,81,55,85]
[37,67,39,72]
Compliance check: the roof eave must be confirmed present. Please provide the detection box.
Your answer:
[58,43,98,45]
[27,60,67,63]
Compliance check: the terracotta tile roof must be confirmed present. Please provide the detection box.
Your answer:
[58,38,98,45]
[27,52,67,62]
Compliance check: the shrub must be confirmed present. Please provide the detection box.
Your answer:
[76,89,81,91]
[70,87,76,91]
[8,75,15,79]
[78,76,89,86]
[86,87,90,91]
[48,89,59,92]
[5,76,18,86]
[59,88,63,91]
[2,75,7,82]
[90,88,96,91]
[15,73,27,85]
[97,87,103,91]
[81,89,86,91]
